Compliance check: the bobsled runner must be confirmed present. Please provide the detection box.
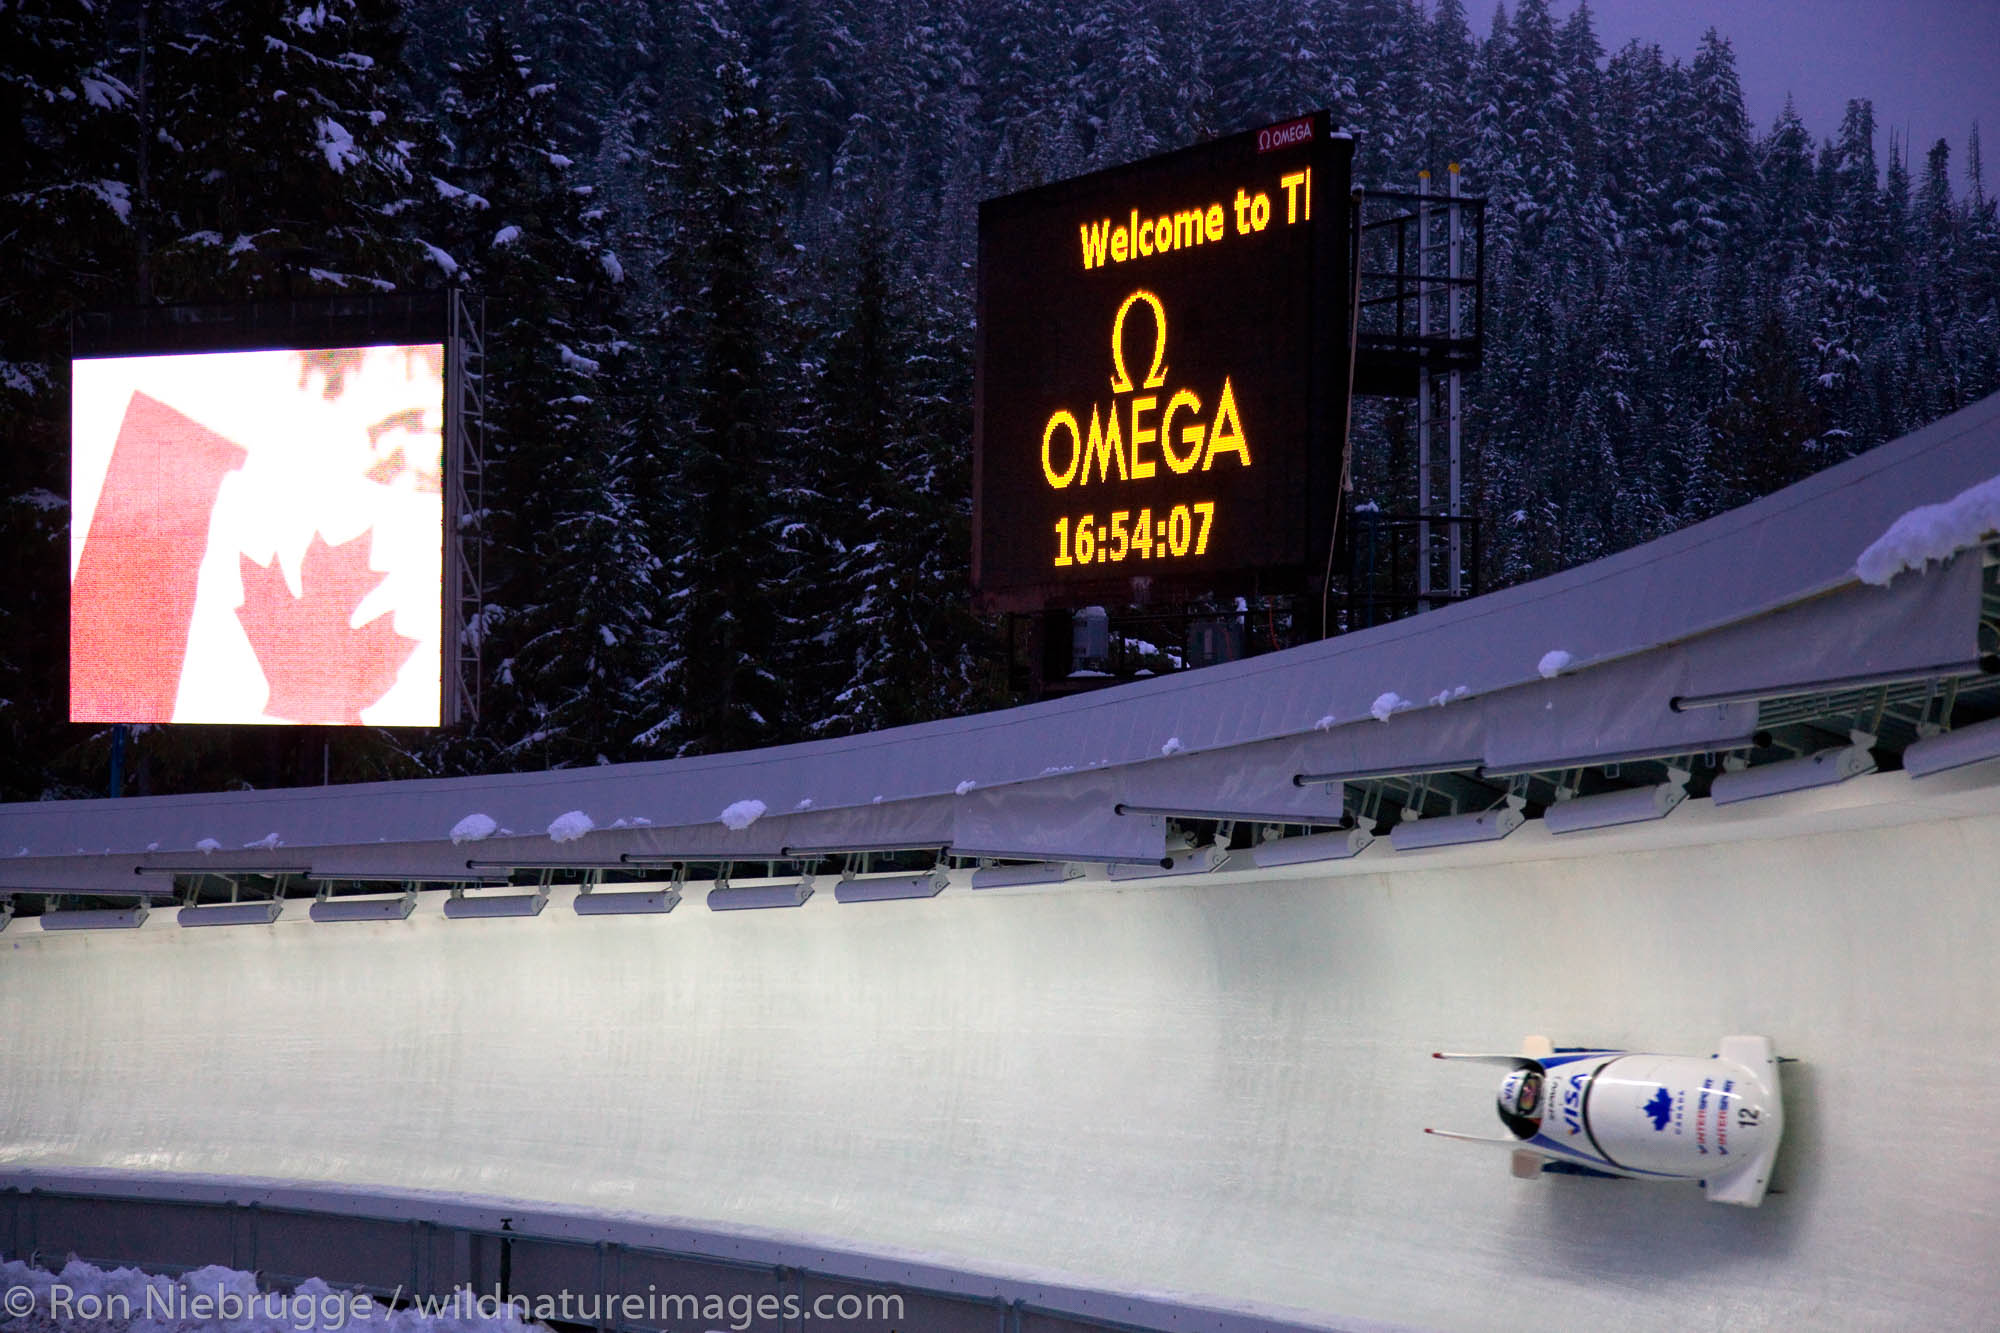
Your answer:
[1427,1034,1785,1207]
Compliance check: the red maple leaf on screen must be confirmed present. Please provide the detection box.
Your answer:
[236,533,418,724]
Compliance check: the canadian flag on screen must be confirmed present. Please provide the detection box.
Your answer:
[70,387,423,725]
[70,392,245,720]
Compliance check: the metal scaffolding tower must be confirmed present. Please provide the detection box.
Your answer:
[1416,165,1470,607]
[1349,168,1485,629]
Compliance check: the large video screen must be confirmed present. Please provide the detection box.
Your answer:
[973,113,1354,611]
[70,344,445,726]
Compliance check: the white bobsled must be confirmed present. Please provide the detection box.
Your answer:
[1427,1034,1786,1207]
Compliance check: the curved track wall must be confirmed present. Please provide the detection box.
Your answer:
[5,768,1999,1331]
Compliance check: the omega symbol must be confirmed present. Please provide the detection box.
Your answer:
[1109,289,1169,393]
[1039,290,1250,491]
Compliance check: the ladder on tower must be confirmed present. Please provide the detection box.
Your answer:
[1416,166,1467,607]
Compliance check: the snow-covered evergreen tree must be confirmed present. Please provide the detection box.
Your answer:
[1416,0,1476,177]
[795,212,996,736]
[1677,30,1754,260]
[0,0,136,799]
[147,0,438,299]
[426,21,654,771]
[637,35,800,756]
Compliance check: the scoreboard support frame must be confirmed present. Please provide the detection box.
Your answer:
[444,290,485,728]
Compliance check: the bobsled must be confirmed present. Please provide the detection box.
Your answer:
[1427,1034,1785,1207]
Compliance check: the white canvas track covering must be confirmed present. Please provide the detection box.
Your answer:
[2,392,1997,881]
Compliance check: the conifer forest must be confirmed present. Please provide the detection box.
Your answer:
[4,0,1998,799]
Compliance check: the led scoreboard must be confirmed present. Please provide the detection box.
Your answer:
[973,112,1354,611]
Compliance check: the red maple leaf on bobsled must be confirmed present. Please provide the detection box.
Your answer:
[236,533,419,724]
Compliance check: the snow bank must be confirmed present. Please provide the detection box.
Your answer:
[0,1256,178,1325]
[1371,692,1412,722]
[450,813,497,844]
[0,1255,536,1330]
[1856,471,2000,586]
[1538,649,1574,678]
[547,810,594,843]
[720,799,766,830]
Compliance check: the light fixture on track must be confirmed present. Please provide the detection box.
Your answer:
[1107,842,1229,880]
[1902,715,2000,779]
[968,860,1084,889]
[442,885,549,920]
[576,866,683,916]
[179,900,284,927]
[706,865,813,911]
[1708,733,1876,806]
[1250,826,1373,867]
[1542,769,1689,836]
[833,864,949,903]
[40,905,149,930]
[1389,796,1526,851]
[310,884,418,922]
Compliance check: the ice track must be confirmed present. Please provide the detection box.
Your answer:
[4,766,1999,1331]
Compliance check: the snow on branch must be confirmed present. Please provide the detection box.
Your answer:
[557,344,601,374]
[315,117,360,173]
[417,241,458,276]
